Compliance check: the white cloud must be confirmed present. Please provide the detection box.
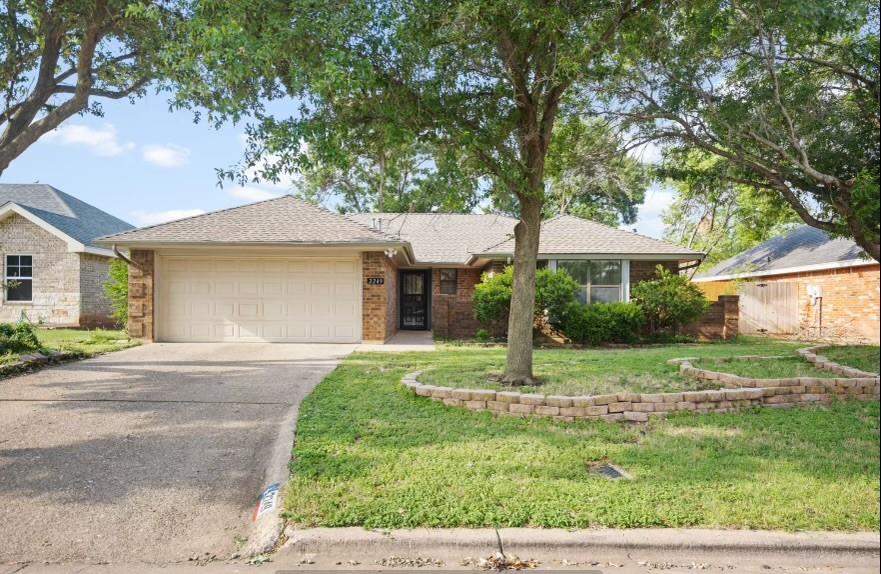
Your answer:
[43,123,135,156]
[622,185,676,239]
[129,208,206,227]
[228,186,280,202]
[142,144,191,168]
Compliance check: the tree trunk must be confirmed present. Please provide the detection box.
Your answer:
[503,194,543,385]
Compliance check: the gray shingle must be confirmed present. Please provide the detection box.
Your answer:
[481,215,702,258]
[349,212,518,264]
[696,225,870,279]
[0,184,133,247]
[100,195,402,245]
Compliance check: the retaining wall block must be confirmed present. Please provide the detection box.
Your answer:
[546,395,574,408]
[509,403,535,415]
[470,389,497,401]
[534,405,561,416]
[519,394,546,406]
[496,391,521,403]
[608,401,632,413]
[571,396,595,407]
[624,411,649,422]
[592,394,618,405]
[451,389,472,400]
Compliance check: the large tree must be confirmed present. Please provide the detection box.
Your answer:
[173,0,659,384]
[660,150,800,268]
[613,0,880,260]
[0,0,181,175]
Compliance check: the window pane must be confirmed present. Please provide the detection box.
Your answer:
[19,256,32,266]
[7,267,20,278]
[440,269,456,282]
[590,286,621,304]
[6,255,18,266]
[557,260,589,284]
[19,266,32,278]
[440,269,457,295]
[536,260,548,270]
[590,260,621,284]
[7,279,32,301]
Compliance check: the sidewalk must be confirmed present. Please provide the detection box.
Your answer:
[5,527,879,573]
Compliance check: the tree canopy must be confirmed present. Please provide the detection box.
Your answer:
[0,0,183,174]
[612,0,880,260]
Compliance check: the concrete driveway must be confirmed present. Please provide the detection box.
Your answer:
[0,343,354,564]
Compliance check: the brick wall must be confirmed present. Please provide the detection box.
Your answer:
[0,214,82,325]
[432,267,485,339]
[362,251,398,342]
[127,250,155,340]
[79,253,116,327]
[750,265,880,344]
[629,260,679,285]
[682,295,740,340]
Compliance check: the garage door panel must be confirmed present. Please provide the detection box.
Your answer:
[159,256,361,343]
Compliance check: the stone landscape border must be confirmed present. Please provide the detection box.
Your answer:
[401,347,880,422]
[0,350,80,377]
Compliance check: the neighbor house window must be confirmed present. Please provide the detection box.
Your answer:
[439,269,457,294]
[5,255,33,302]
[536,259,549,270]
[557,260,622,304]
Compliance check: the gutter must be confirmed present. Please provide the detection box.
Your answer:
[693,258,878,282]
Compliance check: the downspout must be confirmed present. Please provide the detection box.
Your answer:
[112,244,139,268]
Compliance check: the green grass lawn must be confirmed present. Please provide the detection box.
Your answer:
[286,350,880,531]
[415,337,810,395]
[822,345,880,374]
[693,356,837,379]
[36,328,138,356]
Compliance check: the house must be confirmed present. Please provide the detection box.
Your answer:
[694,225,880,344]
[97,195,703,343]
[0,184,134,327]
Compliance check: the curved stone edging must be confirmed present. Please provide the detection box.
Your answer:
[401,350,880,423]
[797,345,880,378]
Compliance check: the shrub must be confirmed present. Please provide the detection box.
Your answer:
[475,329,491,343]
[557,302,645,345]
[103,259,128,327]
[473,266,580,327]
[631,265,709,334]
[0,322,41,354]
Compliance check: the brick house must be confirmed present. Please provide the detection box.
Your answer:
[694,225,880,344]
[98,196,703,343]
[0,184,133,327]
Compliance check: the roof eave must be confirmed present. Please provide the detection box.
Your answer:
[694,258,878,282]
[0,202,114,256]
[472,251,704,263]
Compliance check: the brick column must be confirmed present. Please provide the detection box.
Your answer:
[719,295,740,339]
[127,250,155,341]
[362,252,397,342]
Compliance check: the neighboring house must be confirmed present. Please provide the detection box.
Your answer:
[694,225,880,344]
[98,196,702,343]
[0,184,134,327]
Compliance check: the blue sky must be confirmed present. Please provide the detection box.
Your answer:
[1,95,672,237]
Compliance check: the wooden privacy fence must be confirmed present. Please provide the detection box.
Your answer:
[739,282,799,335]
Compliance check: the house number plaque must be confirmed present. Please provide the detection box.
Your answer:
[366,277,385,285]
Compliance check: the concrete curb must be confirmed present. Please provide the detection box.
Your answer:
[283,527,881,557]
[241,400,302,557]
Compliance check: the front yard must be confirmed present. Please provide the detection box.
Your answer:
[1,328,137,366]
[285,339,880,531]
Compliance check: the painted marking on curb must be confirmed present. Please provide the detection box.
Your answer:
[253,482,280,522]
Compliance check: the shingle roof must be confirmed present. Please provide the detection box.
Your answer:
[696,225,871,279]
[0,183,133,248]
[480,215,702,258]
[99,195,403,246]
[349,212,518,264]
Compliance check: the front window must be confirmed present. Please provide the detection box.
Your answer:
[5,255,33,302]
[439,269,457,295]
[557,259,622,304]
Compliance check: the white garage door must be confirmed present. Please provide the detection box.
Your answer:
[157,255,361,342]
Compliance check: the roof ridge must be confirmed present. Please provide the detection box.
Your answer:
[325,205,403,241]
[562,212,685,247]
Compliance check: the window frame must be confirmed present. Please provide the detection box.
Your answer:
[439,269,458,295]
[5,254,34,303]
[557,259,624,305]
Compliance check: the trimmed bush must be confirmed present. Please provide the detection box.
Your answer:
[103,259,128,327]
[473,266,580,328]
[557,301,645,345]
[0,322,41,354]
[631,265,709,335]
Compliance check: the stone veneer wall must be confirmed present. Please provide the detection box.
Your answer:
[402,347,879,422]
[78,252,116,327]
[362,251,398,342]
[0,213,82,325]
[127,250,155,340]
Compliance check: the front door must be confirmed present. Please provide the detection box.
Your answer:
[400,270,430,330]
